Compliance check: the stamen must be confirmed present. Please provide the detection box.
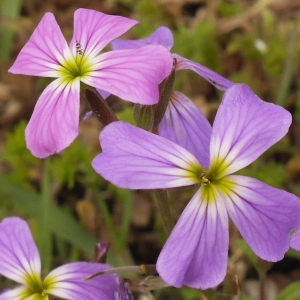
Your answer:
[200,172,210,185]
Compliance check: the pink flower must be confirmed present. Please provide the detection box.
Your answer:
[9,9,172,158]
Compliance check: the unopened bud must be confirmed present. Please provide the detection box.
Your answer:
[93,243,110,263]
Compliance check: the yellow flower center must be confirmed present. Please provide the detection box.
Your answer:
[190,159,236,203]
[57,44,94,82]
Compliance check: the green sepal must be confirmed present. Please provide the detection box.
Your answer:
[153,59,176,128]
[134,103,156,131]
[134,58,176,132]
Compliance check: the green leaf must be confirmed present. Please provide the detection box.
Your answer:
[276,281,300,300]
[3,121,40,185]
[236,239,257,269]
[0,0,23,61]
[0,173,98,258]
[49,138,100,189]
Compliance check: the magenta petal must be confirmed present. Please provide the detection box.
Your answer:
[173,54,233,91]
[83,45,173,105]
[45,262,118,300]
[210,84,292,176]
[25,78,80,158]
[92,121,201,189]
[157,188,229,289]
[0,217,41,284]
[158,90,211,168]
[9,13,70,77]
[225,175,300,261]
[112,26,174,50]
[71,9,138,58]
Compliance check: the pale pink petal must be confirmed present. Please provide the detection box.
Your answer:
[92,121,201,189]
[158,90,211,168]
[173,54,233,90]
[210,84,292,177]
[225,175,300,261]
[9,13,71,77]
[45,262,118,300]
[0,217,41,285]
[83,45,173,105]
[157,188,229,289]
[25,78,80,158]
[70,8,138,58]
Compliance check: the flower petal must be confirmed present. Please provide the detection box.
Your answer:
[0,217,41,285]
[95,89,111,100]
[44,262,118,300]
[9,13,71,77]
[224,175,300,261]
[92,121,201,189]
[0,286,32,300]
[112,26,174,50]
[290,229,300,251]
[71,9,138,58]
[209,84,292,177]
[173,54,233,91]
[114,280,134,300]
[158,90,212,168]
[25,78,80,158]
[157,188,229,289]
[83,45,173,105]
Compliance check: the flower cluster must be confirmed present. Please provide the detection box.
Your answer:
[4,5,300,300]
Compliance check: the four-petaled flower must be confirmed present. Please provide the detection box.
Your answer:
[9,9,172,158]
[0,217,118,300]
[92,84,300,289]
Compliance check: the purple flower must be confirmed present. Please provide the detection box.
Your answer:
[92,84,300,289]
[111,26,233,164]
[0,217,118,299]
[9,9,172,158]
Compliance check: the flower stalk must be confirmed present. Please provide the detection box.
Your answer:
[83,88,118,126]
[153,189,175,236]
[133,63,176,236]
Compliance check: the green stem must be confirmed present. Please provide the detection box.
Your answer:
[94,189,121,249]
[277,30,298,106]
[153,189,175,236]
[39,158,52,273]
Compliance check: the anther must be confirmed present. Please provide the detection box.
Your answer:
[200,172,210,185]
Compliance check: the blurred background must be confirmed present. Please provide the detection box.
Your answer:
[1,0,300,299]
